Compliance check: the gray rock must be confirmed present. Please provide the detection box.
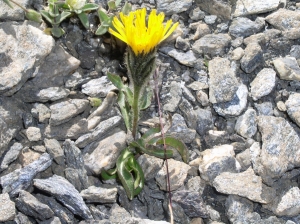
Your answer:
[163,81,182,112]
[225,195,261,224]
[204,15,217,25]
[25,127,42,142]
[83,130,127,175]
[236,148,252,170]
[0,142,23,172]
[16,190,54,221]
[196,90,209,106]
[285,93,300,127]
[156,159,190,191]
[235,108,257,138]
[208,57,239,104]
[195,0,231,20]
[40,217,61,224]
[290,45,300,59]
[0,193,16,222]
[181,85,196,103]
[35,87,70,102]
[164,200,190,224]
[49,99,89,126]
[167,49,197,67]
[44,139,64,165]
[0,22,54,96]
[241,43,263,73]
[185,176,206,195]
[33,175,92,219]
[233,0,280,17]
[213,168,275,203]
[77,41,98,69]
[36,194,74,223]
[188,81,209,91]
[191,23,211,41]
[204,130,230,148]
[31,103,51,123]
[172,190,208,218]
[263,187,300,216]
[195,108,213,136]
[198,145,239,182]
[167,113,196,144]
[14,212,34,224]
[80,186,117,203]
[156,0,192,15]
[254,102,274,116]
[189,7,205,21]
[256,116,300,180]
[175,37,190,52]
[250,68,276,100]
[213,84,248,117]
[229,17,263,38]
[43,116,90,140]
[192,34,231,57]
[137,154,164,181]
[230,47,244,61]
[82,76,115,97]
[0,153,52,197]
[63,139,89,191]
[265,9,300,31]
[75,116,122,148]
[273,56,300,81]
[0,0,29,20]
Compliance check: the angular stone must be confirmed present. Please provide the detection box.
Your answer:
[49,99,89,126]
[156,159,190,191]
[195,0,231,20]
[213,84,248,117]
[208,57,239,104]
[31,103,51,123]
[25,127,42,142]
[241,43,263,74]
[167,49,197,67]
[266,9,300,31]
[0,22,54,96]
[273,56,300,81]
[0,153,52,197]
[198,145,239,182]
[250,68,276,100]
[285,93,300,127]
[0,142,23,172]
[16,190,54,221]
[19,148,42,167]
[163,81,182,112]
[80,186,117,203]
[75,116,122,148]
[35,87,70,102]
[235,108,257,138]
[256,116,300,180]
[204,130,230,148]
[263,187,300,216]
[137,154,164,181]
[233,0,280,17]
[82,76,115,97]
[33,175,92,220]
[192,34,231,57]
[157,0,192,15]
[229,17,263,38]
[172,191,208,218]
[0,0,29,20]
[0,193,16,222]
[213,168,275,203]
[44,138,64,165]
[195,108,213,136]
[83,130,127,175]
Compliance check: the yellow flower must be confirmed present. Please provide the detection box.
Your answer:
[109,8,179,55]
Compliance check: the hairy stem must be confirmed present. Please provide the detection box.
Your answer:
[153,68,173,223]
[132,86,141,140]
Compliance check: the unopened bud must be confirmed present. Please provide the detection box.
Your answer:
[25,9,42,23]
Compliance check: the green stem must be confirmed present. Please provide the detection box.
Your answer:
[9,0,28,12]
[132,85,141,140]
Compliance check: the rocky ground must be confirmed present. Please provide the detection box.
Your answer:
[1,0,300,223]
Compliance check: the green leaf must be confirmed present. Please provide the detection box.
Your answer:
[55,11,71,24]
[130,139,173,159]
[139,87,152,110]
[3,0,14,8]
[117,91,131,131]
[116,148,144,200]
[107,72,123,90]
[40,10,54,24]
[51,26,65,37]
[81,3,99,11]
[107,0,116,10]
[49,4,59,17]
[141,127,160,140]
[101,168,117,180]
[95,24,108,35]
[121,1,132,15]
[97,8,109,22]
[25,9,42,23]
[78,12,89,29]
[115,0,122,7]
[156,136,189,163]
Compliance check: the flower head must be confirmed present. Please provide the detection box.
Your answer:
[66,0,86,10]
[109,8,179,55]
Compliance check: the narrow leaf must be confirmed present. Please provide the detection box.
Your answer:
[56,11,71,24]
[156,136,189,163]
[81,3,99,11]
[51,26,65,37]
[108,0,116,10]
[141,127,160,140]
[107,72,123,89]
[3,0,14,8]
[78,12,89,29]
[121,1,132,15]
[101,168,117,180]
[139,87,152,110]
[115,0,122,7]
[40,10,54,24]
[97,9,109,22]
[95,25,108,35]
[117,91,131,131]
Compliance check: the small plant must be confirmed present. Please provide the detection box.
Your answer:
[3,0,42,23]
[101,9,188,217]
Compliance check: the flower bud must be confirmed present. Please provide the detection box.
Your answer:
[25,9,42,23]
